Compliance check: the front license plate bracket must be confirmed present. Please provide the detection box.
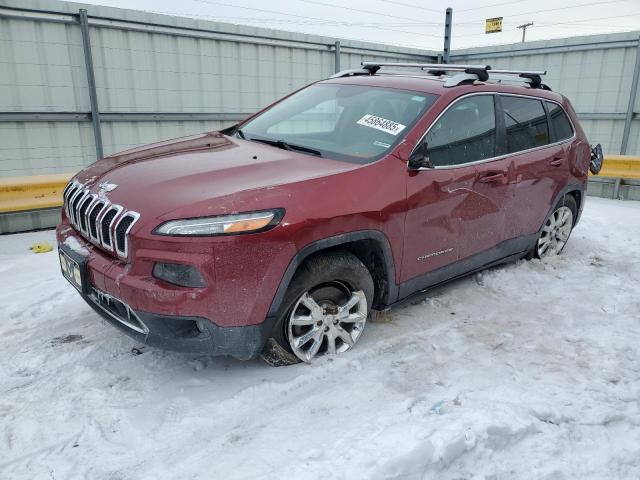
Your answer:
[58,244,89,294]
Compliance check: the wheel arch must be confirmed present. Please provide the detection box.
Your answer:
[266,230,399,319]
[537,184,585,236]
[566,188,583,224]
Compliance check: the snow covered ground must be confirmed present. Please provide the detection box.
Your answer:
[1,196,639,480]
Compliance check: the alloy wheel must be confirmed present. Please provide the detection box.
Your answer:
[537,205,574,258]
[287,282,368,363]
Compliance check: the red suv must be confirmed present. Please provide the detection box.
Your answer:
[57,63,602,365]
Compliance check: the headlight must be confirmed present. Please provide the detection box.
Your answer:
[153,209,284,236]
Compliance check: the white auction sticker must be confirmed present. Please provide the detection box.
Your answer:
[357,114,406,136]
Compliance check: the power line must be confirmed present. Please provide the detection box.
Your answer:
[449,0,634,25]
[293,0,441,24]
[148,12,442,27]
[505,12,640,27]
[458,0,528,13]
[494,0,633,19]
[373,0,442,13]
[186,0,442,37]
[156,5,640,35]
[455,12,640,38]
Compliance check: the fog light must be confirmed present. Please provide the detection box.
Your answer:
[153,262,206,288]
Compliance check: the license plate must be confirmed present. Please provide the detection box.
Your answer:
[59,248,86,293]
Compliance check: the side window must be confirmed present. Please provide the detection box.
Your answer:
[424,95,496,167]
[546,101,574,141]
[501,96,550,153]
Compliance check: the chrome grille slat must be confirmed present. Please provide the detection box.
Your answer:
[100,205,122,251]
[64,183,79,218]
[68,187,85,225]
[71,190,89,227]
[62,181,140,261]
[78,193,95,234]
[88,200,106,242]
[114,212,140,259]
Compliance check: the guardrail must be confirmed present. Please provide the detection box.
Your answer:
[592,155,640,179]
[0,155,639,217]
[0,174,72,214]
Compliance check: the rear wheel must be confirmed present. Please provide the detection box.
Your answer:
[530,195,577,259]
[261,251,374,366]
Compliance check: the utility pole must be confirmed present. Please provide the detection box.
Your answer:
[443,7,452,64]
[517,22,533,43]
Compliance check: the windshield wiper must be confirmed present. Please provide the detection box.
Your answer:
[250,138,322,157]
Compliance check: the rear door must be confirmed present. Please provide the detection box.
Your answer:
[498,94,573,238]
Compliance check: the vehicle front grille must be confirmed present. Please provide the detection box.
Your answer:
[63,180,140,260]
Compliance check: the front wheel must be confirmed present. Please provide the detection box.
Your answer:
[261,251,374,366]
[530,195,577,259]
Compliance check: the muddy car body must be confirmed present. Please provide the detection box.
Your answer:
[57,63,596,364]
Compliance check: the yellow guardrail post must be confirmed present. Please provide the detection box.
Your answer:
[0,174,72,214]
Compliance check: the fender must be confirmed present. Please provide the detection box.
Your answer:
[266,229,399,319]
[541,183,586,232]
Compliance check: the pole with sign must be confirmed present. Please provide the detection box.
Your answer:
[485,17,503,34]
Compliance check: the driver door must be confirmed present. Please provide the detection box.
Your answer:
[402,94,510,294]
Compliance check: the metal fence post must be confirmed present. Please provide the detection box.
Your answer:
[443,8,452,64]
[79,9,103,160]
[615,36,640,199]
[334,40,341,73]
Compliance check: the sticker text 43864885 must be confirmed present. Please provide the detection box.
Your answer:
[357,115,406,136]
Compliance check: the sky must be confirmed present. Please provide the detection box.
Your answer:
[67,0,640,50]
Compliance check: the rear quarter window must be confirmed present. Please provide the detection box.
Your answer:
[500,95,550,153]
[546,101,574,141]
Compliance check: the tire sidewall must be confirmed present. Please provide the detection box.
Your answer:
[533,195,578,259]
[270,252,375,353]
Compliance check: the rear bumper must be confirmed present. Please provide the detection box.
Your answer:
[81,287,271,359]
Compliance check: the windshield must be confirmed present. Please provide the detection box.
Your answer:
[238,83,438,164]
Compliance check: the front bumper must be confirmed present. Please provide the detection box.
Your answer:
[82,286,270,359]
[57,239,276,360]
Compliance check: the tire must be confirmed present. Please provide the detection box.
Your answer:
[260,251,374,367]
[528,195,577,259]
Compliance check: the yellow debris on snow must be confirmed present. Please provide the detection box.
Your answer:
[30,242,54,253]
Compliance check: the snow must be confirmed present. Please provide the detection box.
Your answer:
[63,236,90,256]
[1,196,639,480]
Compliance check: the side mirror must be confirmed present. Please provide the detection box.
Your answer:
[408,142,433,170]
[590,143,603,175]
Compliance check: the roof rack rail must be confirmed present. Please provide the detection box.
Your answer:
[358,62,550,90]
[330,68,371,78]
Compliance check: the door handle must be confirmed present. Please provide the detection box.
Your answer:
[550,156,565,167]
[479,172,505,183]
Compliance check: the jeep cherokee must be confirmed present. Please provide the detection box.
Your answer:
[56,63,603,365]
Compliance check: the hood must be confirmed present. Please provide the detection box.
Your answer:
[74,132,361,220]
